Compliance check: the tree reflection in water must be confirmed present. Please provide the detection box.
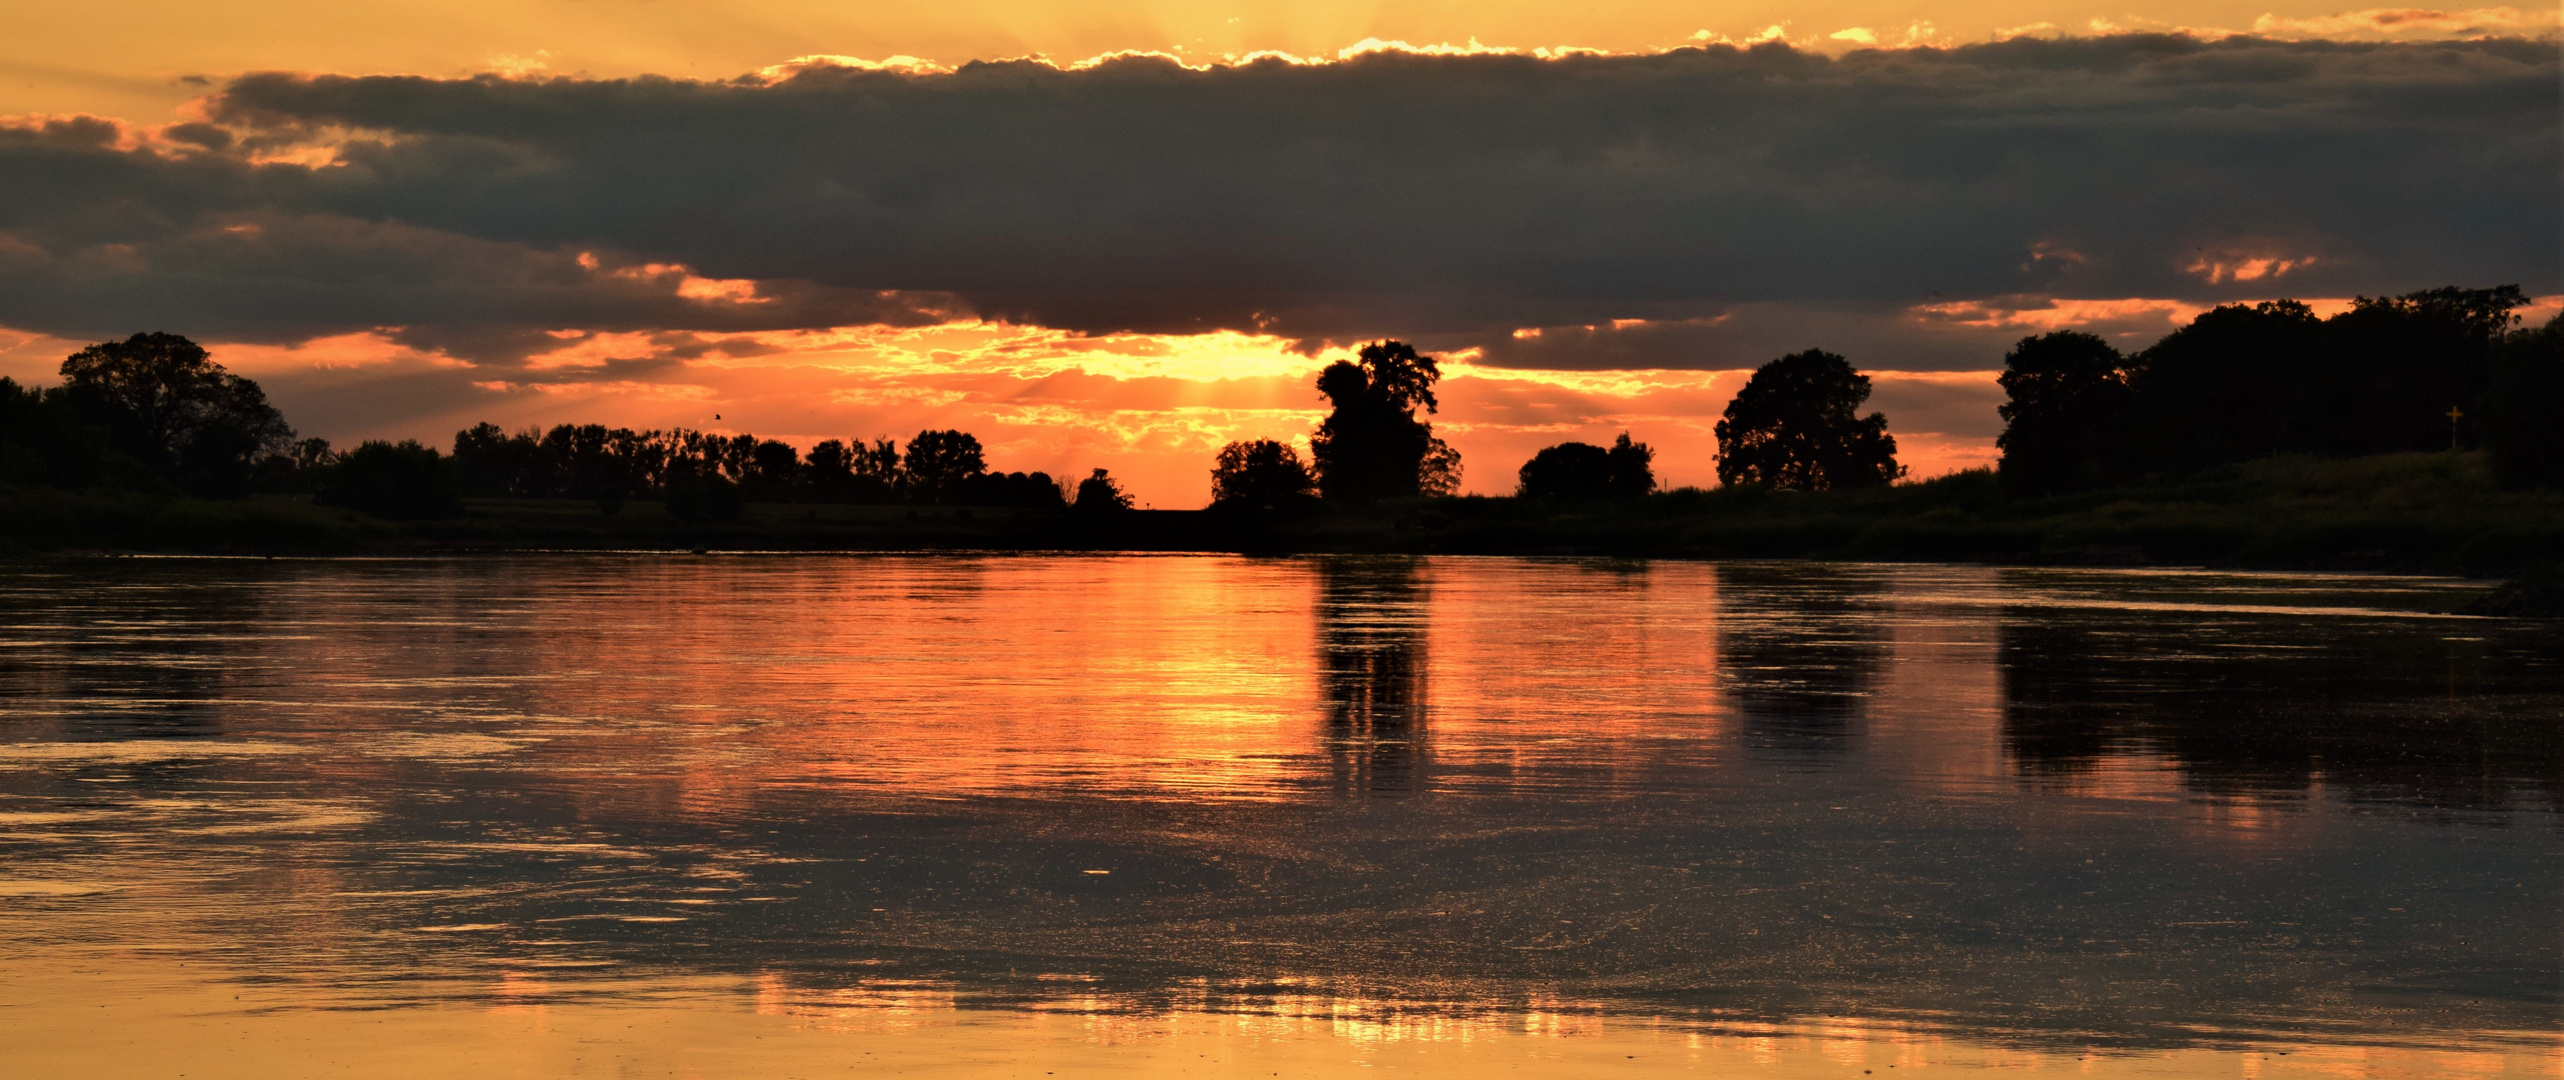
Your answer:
[1315,557,1430,794]
[2000,609,2564,811]
[1712,563,1892,767]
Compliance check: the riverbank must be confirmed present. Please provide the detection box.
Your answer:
[6,451,2560,577]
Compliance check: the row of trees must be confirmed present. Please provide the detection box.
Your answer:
[443,422,1116,513]
[1999,286,2562,493]
[14,290,2554,522]
[0,332,1134,522]
[1203,339,1671,508]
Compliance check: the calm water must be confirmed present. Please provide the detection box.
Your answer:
[0,555,2556,1078]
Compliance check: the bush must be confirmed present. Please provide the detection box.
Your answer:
[319,440,462,520]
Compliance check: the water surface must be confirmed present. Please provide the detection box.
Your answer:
[1,556,2555,1077]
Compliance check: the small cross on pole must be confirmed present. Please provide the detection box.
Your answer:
[2446,406,2464,450]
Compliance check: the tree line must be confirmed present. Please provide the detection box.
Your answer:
[436,423,1118,521]
[1212,284,2559,505]
[0,331,1131,522]
[5,284,2555,525]
[1994,285,2560,492]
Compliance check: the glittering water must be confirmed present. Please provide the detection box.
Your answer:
[0,555,2555,1078]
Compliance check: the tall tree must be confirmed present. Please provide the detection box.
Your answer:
[1309,340,1452,503]
[1715,350,1901,490]
[57,332,292,495]
[902,429,986,503]
[1996,331,2138,495]
[1606,432,1654,498]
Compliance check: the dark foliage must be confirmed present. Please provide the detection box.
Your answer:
[1074,468,1134,512]
[2322,286,2523,455]
[318,440,463,520]
[1212,439,1318,508]
[1714,350,1902,490]
[0,376,121,489]
[5,333,297,497]
[1309,341,1457,503]
[1518,433,1655,500]
[2483,314,2564,488]
[1605,433,1655,498]
[2115,285,2530,480]
[1518,441,1611,499]
[441,422,1066,508]
[806,437,903,503]
[961,470,1067,508]
[1993,285,2547,492]
[665,473,745,523]
[1996,331,2139,495]
[901,429,987,504]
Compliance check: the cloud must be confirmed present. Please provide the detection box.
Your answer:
[0,34,2545,375]
[2249,7,2562,39]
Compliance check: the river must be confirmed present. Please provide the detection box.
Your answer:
[0,555,2555,1078]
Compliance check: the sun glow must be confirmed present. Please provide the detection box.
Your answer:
[0,314,2023,503]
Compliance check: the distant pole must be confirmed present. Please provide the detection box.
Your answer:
[2446,406,2464,450]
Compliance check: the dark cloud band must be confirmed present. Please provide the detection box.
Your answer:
[1,35,2553,369]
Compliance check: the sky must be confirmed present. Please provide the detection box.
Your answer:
[1,2,2556,503]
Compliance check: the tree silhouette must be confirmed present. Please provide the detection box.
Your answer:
[1714,350,1901,490]
[960,470,1067,508]
[1605,433,1654,498]
[320,440,463,520]
[1419,436,1463,497]
[1309,341,1454,502]
[58,332,292,495]
[1212,439,1317,507]
[1996,331,2138,495]
[2485,312,2563,487]
[2131,299,2329,474]
[1517,442,1609,499]
[811,437,903,503]
[1074,468,1133,511]
[1517,432,1655,500]
[2323,285,2525,456]
[2098,285,2531,480]
[901,429,986,504]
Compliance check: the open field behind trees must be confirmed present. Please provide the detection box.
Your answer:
[7,451,2559,580]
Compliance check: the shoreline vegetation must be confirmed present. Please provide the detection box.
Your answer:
[5,288,2559,609]
[6,450,2557,572]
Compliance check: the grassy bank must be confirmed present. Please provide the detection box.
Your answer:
[6,451,2560,576]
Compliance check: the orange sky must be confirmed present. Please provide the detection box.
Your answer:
[5,0,2551,120]
[2,2,2554,505]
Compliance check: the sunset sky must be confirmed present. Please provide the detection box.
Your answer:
[1,1,2555,503]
